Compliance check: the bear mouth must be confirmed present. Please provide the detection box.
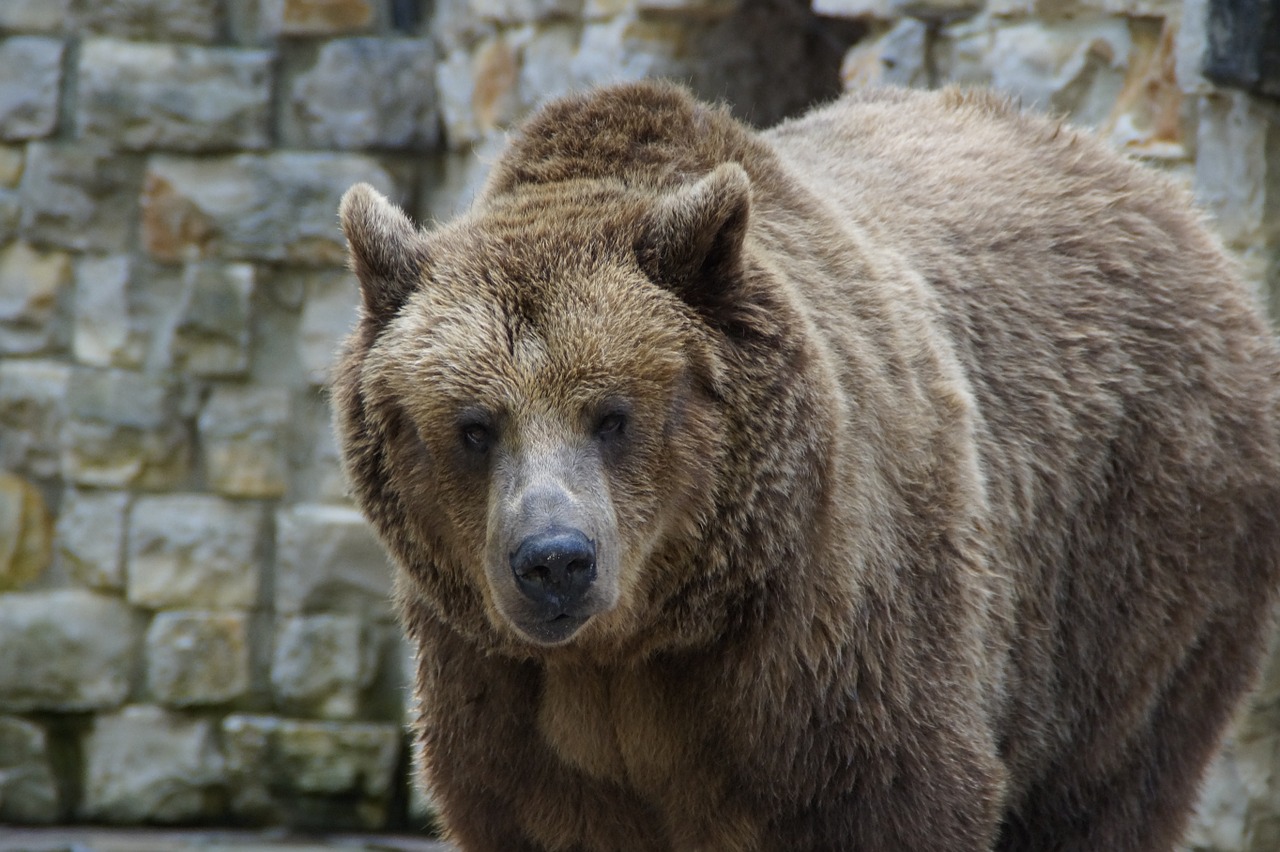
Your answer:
[516,612,591,646]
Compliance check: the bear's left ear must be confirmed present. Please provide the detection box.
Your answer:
[636,163,754,333]
[339,183,428,323]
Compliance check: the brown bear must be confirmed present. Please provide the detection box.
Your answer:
[332,81,1280,851]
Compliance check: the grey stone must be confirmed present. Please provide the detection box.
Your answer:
[1195,91,1280,249]
[0,716,59,823]
[275,504,393,619]
[146,611,251,706]
[141,153,400,265]
[78,39,272,153]
[71,0,224,41]
[61,368,191,489]
[0,37,64,141]
[198,385,290,498]
[171,263,255,377]
[19,141,143,252]
[0,471,52,592]
[840,19,930,89]
[0,589,138,712]
[223,714,401,826]
[298,269,358,385]
[436,37,522,148]
[516,23,580,114]
[0,359,70,478]
[127,494,264,610]
[271,614,375,719]
[73,255,147,369]
[469,0,584,21]
[0,240,73,355]
[55,488,130,592]
[257,0,378,37]
[0,1,71,32]
[288,38,439,151]
[80,705,226,824]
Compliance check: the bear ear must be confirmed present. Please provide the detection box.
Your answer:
[339,183,428,323]
[636,163,754,333]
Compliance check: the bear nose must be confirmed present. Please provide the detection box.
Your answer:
[510,528,596,612]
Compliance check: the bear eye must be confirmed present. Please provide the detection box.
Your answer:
[459,420,492,453]
[595,411,627,440]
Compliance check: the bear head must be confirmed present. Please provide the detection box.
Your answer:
[335,163,787,656]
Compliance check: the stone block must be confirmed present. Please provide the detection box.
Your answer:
[984,17,1133,130]
[0,240,72,355]
[0,472,52,591]
[71,0,224,41]
[0,37,64,141]
[0,359,70,478]
[436,37,522,148]
[0,146,24,188]
[80,705,226,824]
[141,153,400,265]
[298,270,358,384]
[258,0,378,36]
[79,39,272,153]
[0,1,71,32]
[0,589,138,712]
[128,494,264,610]
[19,141,143,252]
[276,504,393,619]
[516,22,580,114]
[223,714,401,828]
[198,385,290,498]
[1195,91,1280,249]
[841,19,930,89]
[171,263,255,377]
[73,255,148,369]
[813,0,894,17]
[55,488,130,591]
[147,610,251,706]
[288,38,439,151]
[61,368,191,489]
[0,716,59,823]
[272,614,375,719]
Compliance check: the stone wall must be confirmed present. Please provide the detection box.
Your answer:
[0,0,1276,844]
[0,0,851,832]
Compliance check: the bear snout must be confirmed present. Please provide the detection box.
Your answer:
[510,527,597,614]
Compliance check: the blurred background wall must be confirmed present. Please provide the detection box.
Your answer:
[0,0,1276,847]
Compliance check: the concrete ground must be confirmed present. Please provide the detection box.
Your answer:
[0,829,454,852]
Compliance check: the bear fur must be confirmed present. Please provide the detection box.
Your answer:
[332,81,1280,851]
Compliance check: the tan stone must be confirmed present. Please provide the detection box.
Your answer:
[472,37,522,134]
[0,146,24,188]
[0,472,52,591]
[261,0,375,36]
[0,241,72,353]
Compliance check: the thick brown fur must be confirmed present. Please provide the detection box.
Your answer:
[332,81,1280,851]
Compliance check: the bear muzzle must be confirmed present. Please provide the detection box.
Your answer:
[510,526,598,613]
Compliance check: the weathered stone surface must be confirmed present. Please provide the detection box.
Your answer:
[81,705,226,823]
[71,0,223,41]
[141,153,400,265]
[0,147,24,188]
[0,359,70,478]
[275,504,393,618]
[128,494,264,610]
[288,38,439,151]
[813,0,894,17]
[272,614,375,719]
[198,385,290,498]
[0,590,137,711]
[1195,91,1280,249]
[171,263,255,377]
[0,240,72,355]
[0,1,71,32]
[258,0,377,36]
[570,15,686,92]
[0,38,64,141]
[516,22,580,113]
[984,18,1132,129]
[0,472,52,591]
[79,39,272,152]
[840,19,930,88]
[61,368,191,489]
[73,255,147,369]
[19,142,142,252]
[147,611,251,706]
[298,270,358,385]
[55,488,130,591]
[223,714,401,827]
[0,716,59,823]
[436,37,522,149]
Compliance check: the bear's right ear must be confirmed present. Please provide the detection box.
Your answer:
[339,183,427,323]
